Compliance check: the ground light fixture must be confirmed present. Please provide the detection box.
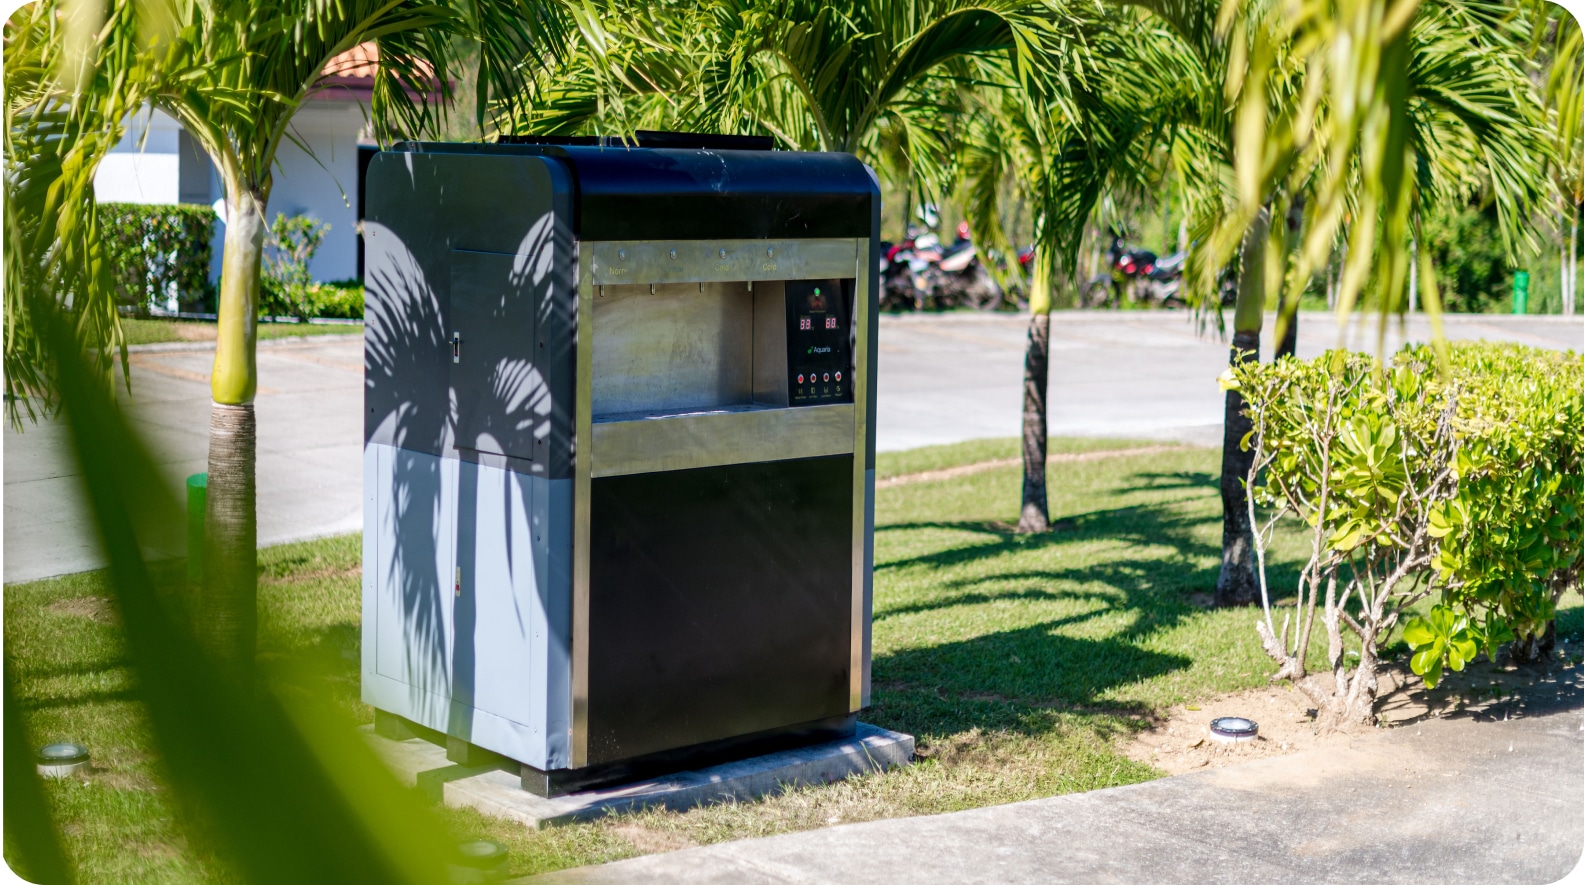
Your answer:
[1208,717,1259,743]
[447,839,509,884]
[35,742,90,778]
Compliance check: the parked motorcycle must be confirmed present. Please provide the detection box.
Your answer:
[1082,228,1186,308]
[1017,234,1237,309]
[879,222,1003,311]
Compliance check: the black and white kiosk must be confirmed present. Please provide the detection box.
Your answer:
[360,132,879,795]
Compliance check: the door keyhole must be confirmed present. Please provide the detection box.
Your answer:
[452,331,461,364]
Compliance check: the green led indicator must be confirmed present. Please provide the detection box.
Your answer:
[814,287,821,295]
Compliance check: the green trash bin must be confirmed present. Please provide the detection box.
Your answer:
[186,473,207,583]
[1513,270,1530,315]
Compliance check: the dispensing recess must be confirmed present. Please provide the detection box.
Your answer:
[362,132,878,796]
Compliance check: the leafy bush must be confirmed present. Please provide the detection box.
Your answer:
[261,279,362,321]
[1422,345,1584,664]
[1225,343,1584,726]
[99,203,216,314]
[303,281,364,319]
[262,213,330,320]
[1420,200,1511,313]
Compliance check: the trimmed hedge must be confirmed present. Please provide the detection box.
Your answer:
[100,202,216,314]
[261,280,363,320]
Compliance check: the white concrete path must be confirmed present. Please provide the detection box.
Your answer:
[876,310,1584,452]
[6,312,1583,584]
[3,337,364,584]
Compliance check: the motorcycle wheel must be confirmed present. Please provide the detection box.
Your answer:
[964,267,1003,311]
[880,281,916,312]
[1081,278,1112,309]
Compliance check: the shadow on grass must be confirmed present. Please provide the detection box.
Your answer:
[1124,470,1218,493]
[878,622,1190,707]
[876,492,1217,576]
[869,622,1187,745]
[867,468,1308,746]
[18,688,140,711]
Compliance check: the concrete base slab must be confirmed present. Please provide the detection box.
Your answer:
[364,723,913,828]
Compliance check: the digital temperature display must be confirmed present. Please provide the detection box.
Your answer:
[786,279,853,406]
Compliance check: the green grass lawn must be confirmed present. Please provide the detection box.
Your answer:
[120,317,362,347]
[4,436,1484,880]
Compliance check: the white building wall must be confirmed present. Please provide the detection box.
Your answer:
[95,153,181,204]
[265,101,365,283]
[94,102,368,285]
[93,107,183,204]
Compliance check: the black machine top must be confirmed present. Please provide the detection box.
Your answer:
[394,133,877,241]
[497,130,776,151]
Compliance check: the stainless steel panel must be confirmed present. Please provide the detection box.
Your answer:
[589,239,860,286]
[592,281,754,418]
[849,241,870,711]
[591,405,854,478]
[752,281,789,407]
[572,247,593,768]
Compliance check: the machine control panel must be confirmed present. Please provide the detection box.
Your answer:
[785,279,853,405]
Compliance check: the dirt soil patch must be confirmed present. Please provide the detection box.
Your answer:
[46,596,118,624]
[1128,650,1584,776]
[1125,683,1345,775]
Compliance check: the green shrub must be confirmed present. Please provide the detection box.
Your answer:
[261,278,362,320]
[1420,200,1511,313]
[99,203,216,314]
[1425,344,1584,662]
[262,213,330,320]
[304,282,364,319]
[1225,343,1584,725]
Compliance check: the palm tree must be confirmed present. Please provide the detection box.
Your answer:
[1124,0,1549,604]
[1545,5,1584,317]
[519,0,1089,155]
[516,0,1108,537]
[952,22,1196,531]
[8,0,566,682]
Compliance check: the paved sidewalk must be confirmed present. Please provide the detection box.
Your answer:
[3,335,365,583]
[7,312,1582,583]
[535,669,1584,885]
[877,310,1584,452]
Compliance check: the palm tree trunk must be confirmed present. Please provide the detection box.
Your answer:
[1215,209,1269,607]
[1274,291,1297,360]
[1569,202,1578,316]
[202,188,264,685]
[1407,236,1418,314]
[1017,262,1052,534]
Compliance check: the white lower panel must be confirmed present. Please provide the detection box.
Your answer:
[363,443,568,771]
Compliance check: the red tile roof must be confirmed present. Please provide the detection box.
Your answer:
[314,42,440,102]
[322,42,380,80]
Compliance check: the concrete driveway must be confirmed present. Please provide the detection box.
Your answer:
[878,310,1584,452]
[6,312,1583,584]
[3,337,365,584]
